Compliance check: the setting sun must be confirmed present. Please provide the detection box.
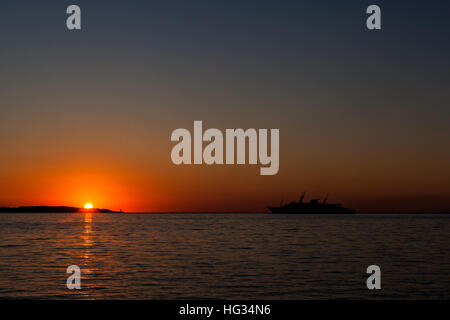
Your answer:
[84,203,94,209]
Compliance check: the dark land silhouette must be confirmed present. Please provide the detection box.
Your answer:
[0,206,121,213]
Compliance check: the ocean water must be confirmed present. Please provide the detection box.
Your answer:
[0,213,449,299]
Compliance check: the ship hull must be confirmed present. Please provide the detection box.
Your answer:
[267,206,356,214]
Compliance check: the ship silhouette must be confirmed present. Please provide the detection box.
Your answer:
[267,193,356,214]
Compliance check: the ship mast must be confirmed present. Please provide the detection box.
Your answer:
[299,192,305,203]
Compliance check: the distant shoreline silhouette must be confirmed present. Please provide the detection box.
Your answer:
[0,206,121,213]
[0,206,448,215]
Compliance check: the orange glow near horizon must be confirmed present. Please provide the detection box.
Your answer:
[1,147,450,212]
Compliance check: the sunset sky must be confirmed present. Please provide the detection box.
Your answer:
[1,1,449,212]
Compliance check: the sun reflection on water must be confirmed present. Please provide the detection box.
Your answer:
[82,213,93,254]
[79,212,94,299]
